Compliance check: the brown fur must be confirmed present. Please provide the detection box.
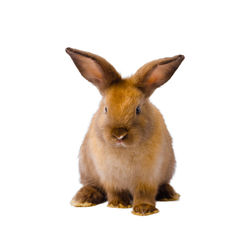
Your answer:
[107,190,132,208]
[71,185,106,207]
[156,183,180,201]
[66,48,184,216]
[133,204,159,216]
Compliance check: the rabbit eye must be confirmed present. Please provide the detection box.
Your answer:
[136,106,141,115]
[105,107,108,113]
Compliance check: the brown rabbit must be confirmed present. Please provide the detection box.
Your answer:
[66,48,184,216]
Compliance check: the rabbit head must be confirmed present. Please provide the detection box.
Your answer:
[66,48,184,148]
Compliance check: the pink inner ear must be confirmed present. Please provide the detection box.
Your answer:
[146,64,167,87]
[82,58,103,83]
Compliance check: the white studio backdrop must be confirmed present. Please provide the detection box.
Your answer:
[0,0,249,250]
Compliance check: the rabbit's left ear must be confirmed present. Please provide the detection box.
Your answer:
[66,48,121,94]
[132,55,184,97]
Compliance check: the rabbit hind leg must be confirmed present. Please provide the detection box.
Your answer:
[71,185,106,207]
[156,183,180,201]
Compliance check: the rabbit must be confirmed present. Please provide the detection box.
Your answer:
[66,47,184,216]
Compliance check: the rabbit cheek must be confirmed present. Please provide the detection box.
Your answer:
[100,127,124,146]
[102,127,114,145]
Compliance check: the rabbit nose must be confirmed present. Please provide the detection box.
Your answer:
[112,128,128,140]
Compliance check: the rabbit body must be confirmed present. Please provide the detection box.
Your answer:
[79,101,175,192]
[66,48,184,215]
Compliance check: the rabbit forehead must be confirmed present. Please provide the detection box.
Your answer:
[104,83,144,122]
[105,84,142,107]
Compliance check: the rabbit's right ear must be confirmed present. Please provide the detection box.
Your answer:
[66,48,121,93]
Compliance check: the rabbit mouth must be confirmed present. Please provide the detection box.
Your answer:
[115,141,127,147]
[113,138,127,147]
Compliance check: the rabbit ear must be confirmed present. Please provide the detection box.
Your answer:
[66,48,121,93]
[133,55,184,97]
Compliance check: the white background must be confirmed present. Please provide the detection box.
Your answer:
[0,0,249,250]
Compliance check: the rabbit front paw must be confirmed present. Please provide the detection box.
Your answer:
[132,203,159,216]
[107,190,132,208]
[108,199,132,208]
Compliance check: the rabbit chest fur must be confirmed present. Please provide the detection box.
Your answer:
[88,126,165,191]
